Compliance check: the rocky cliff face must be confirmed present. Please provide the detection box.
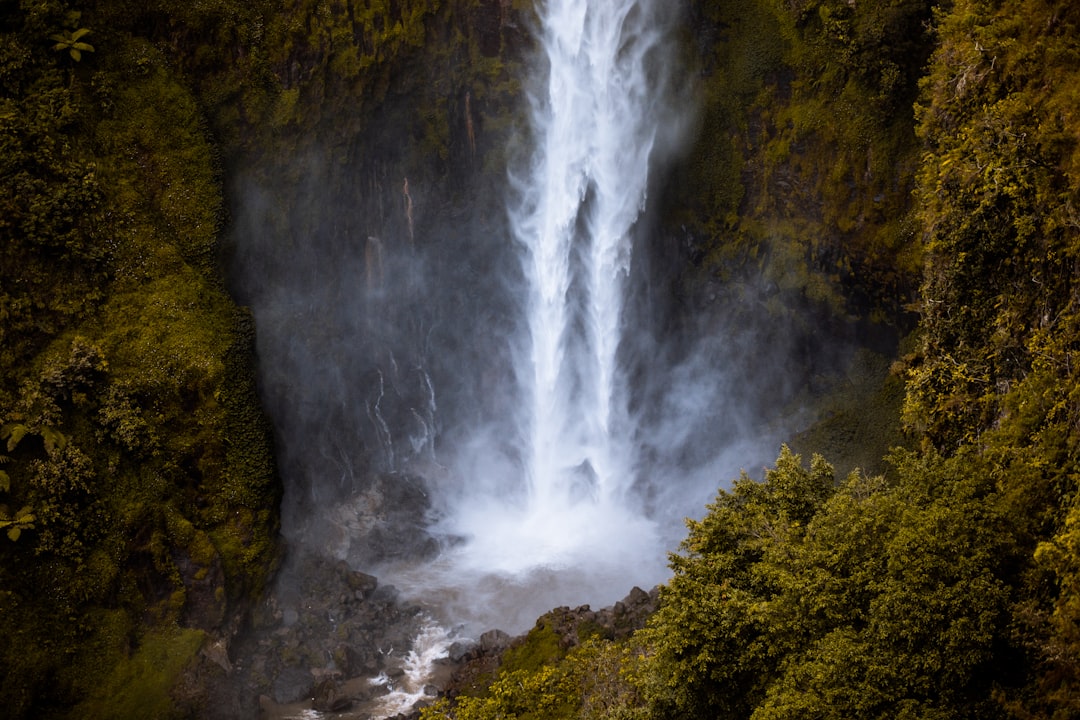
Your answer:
[209,0,924,710]
[217,566,662,719]
[224,0,534,567]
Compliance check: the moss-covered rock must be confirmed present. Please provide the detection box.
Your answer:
[0,3,280,717]
[667,0,930,330]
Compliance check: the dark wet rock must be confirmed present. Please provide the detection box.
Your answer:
[446,640,474,663]
[200,638,233,674]
[345,568,379,597]
[479,628,511,653]
[340,644,380,676]
[370,583,401,605]
[211,546,661,719]
[626,585,651,606]
[312,677,349,712]
[300,474,440,568]
[272,664,314,704]
[210,549,427,713]
[174,545,228,631]
[329,695,355,712]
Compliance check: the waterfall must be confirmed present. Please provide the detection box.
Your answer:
[516,0,662,511]
[400,0,683,633]
[228,2,776,713]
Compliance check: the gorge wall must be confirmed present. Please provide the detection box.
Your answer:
[226,0,918,550]
[0,0,943,716]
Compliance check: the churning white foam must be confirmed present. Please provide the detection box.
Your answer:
[366,621,454,717]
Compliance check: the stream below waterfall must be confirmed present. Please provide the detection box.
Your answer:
[262,618,458,719]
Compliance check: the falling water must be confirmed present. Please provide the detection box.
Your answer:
[236,1,773,715]
[395,0,683,633]
[517,0,663,511]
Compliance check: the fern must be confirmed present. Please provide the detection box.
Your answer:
[0,424,27,453]
[0,506,35,541]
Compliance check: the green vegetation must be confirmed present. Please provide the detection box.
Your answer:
[1,0,527,715]
[670,0,930,324]
[71,626,207,720]
[0,1,278,717]
[49,27,94,62]
[425,620,649,720]
[642,446,1024,719]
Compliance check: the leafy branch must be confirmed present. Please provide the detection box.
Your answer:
[1,423,66,455]
[50,28,95,62]
[0,506,36,541]
[0,423,67,494]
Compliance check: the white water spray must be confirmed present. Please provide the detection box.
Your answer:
[366,621,454,717]
[408,0,683,629]
[519,0,667,508]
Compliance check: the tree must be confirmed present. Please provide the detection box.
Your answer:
[641,446,835,719]
[641,446,1022,719]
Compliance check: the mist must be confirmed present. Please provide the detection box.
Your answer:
[390,0,767,632]
[227,0,794,640]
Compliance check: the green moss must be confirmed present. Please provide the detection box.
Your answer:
[671,0,929,327]
[789,347,909,478]
[72,626,206,720]
[500,621,565,675]
[93,41,222,273]
[452,621,569,703]
[269,87,301,128]
[0,6,281,715]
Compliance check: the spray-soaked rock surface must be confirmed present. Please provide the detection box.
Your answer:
[301,472,441,567]
[215,552,426,714]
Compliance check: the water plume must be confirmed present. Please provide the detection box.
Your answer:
[394,0,713,633]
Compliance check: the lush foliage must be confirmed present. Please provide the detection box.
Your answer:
[902,0,1080,714]
[643,446,1025,720]
[0,1,278,717]
[905,0,1080,453]
[0,0,531,715]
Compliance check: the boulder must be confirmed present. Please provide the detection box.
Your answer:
[446,640,474,663]
[479,629,510,653]
[312,677,350,713]
[271,665,313,704]
[344,568,379,597]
